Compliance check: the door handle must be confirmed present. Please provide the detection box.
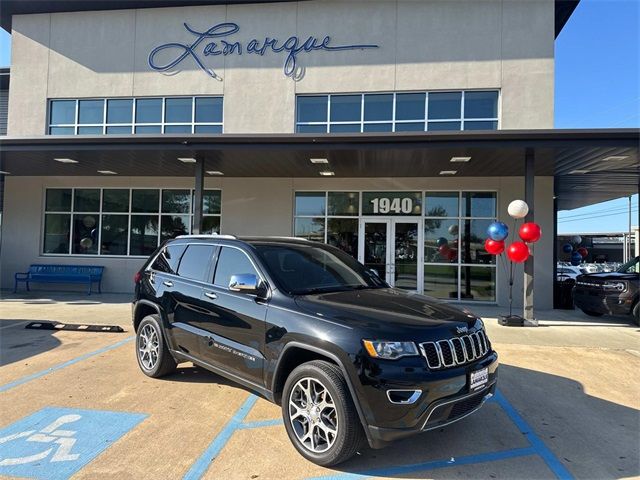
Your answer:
[163,280,174,288]
[204,291,217,300]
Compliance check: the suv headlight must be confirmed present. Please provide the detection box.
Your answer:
[603,281,627,292]
[363,340,419,359]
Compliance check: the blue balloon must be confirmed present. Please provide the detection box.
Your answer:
[487,221,509,241]
[436,237,448,247]
[571,252,582,266]
[562,243,573,254]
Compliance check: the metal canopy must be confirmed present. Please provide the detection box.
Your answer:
[0,129,637,211]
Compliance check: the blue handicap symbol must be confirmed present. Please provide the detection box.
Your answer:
[0,407,147,480]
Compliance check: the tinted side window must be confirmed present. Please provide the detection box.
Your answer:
[214,247,259,288]
[151,244,187,274]
[177,245,215,281]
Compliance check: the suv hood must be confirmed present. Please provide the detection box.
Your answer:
[294,288,480,336]
[578,272,638,282]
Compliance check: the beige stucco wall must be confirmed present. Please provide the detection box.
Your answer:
[7,0,554,135]
[0,175,555,309]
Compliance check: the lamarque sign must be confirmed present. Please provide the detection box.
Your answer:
[148,22,379,80]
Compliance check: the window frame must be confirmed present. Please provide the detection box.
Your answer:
[293,189,499,303]
[41,187,222,258]
[47,96,224,135]
[295,90,500,133]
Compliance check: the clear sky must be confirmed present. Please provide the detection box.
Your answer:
[0,1,637,233]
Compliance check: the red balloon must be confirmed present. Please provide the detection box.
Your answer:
[484,238,505,255]
[507,242,530,263]
[519,222,541,243]
[577,247,588,259]
[438,244,451,259]
[446,249,458,261]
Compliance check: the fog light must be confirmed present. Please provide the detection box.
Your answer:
[386,389,421,405]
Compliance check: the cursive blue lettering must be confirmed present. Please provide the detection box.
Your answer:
[148,21,379,79]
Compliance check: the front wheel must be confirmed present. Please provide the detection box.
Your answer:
[632,302,639,326]
[282,360,364,467]
[136,314,177,378]
[581,309,604,317]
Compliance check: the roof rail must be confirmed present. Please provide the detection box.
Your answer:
[175,234,237,240]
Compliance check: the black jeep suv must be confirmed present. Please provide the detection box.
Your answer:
[132,236,498,466]
[574,256,640,325]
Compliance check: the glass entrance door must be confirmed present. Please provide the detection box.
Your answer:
[359,219,422,292]
[361,220,391,284]
[391,220,420,292]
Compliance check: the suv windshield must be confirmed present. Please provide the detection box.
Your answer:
[617,256,639,274]
[254,243,387,295]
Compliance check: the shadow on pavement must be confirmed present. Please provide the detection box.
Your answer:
[0,320,62,367]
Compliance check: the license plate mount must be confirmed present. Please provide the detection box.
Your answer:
[469,367,489,392]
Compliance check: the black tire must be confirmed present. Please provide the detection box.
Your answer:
[135,314,177,378]
[581,309,604,317]
[282,360,365,467]
[632,302,639,326]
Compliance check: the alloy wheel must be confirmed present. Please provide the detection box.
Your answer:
[288,377,338,453]
[138,324,160,370]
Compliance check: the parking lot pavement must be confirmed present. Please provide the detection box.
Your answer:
[0,296,638,479]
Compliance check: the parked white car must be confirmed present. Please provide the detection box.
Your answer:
[557,264,586,282]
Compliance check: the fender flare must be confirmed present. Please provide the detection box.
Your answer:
[272,341,374,447]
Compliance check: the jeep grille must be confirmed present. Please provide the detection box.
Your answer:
[419,330,491,370]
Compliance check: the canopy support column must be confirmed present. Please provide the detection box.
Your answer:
[193,159,204,235]
[524,148,538,326]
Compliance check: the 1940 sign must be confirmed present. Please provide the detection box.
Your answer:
[362,192,422,216]
[148,22,379,80]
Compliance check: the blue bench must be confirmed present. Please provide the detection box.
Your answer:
[14,265,105,295]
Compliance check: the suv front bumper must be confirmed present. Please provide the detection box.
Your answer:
[354,352,498,448]
[367,381,496,447]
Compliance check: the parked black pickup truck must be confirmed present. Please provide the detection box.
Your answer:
[574,256,639,325]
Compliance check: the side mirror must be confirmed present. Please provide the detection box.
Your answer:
[229,273,259,293]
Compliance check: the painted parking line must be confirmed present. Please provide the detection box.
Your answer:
[0,406,147,480]
[494,390,574,480]
[0,336,134,394]
[237,418,284,430]
[183,395,259,480]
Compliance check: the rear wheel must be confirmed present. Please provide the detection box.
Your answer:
[136,314,177,378]
[581,309,604,317]
[282,360,364,467]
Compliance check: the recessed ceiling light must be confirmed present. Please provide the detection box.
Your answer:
[450,156,471,163]
[569,169,590,174]
[97,170,117,175]
[178,157,197,163]
[206,170,224,176]
[54,158,78,164]
[602,155,628,161]
[0,170,10,175]
[319,171,335,176]
[439,170,457,175]
[310,158,329,164]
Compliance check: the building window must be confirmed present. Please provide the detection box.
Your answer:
[424,192,497,302]
[294,192,359,257]
[295,91,499,133]
[293,190,497,302]
[48,97,223,135]
[43,188,221,256]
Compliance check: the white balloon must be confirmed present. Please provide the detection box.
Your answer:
[571,235,582,245]
[448,224,459,235]
[507,200,529,219]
